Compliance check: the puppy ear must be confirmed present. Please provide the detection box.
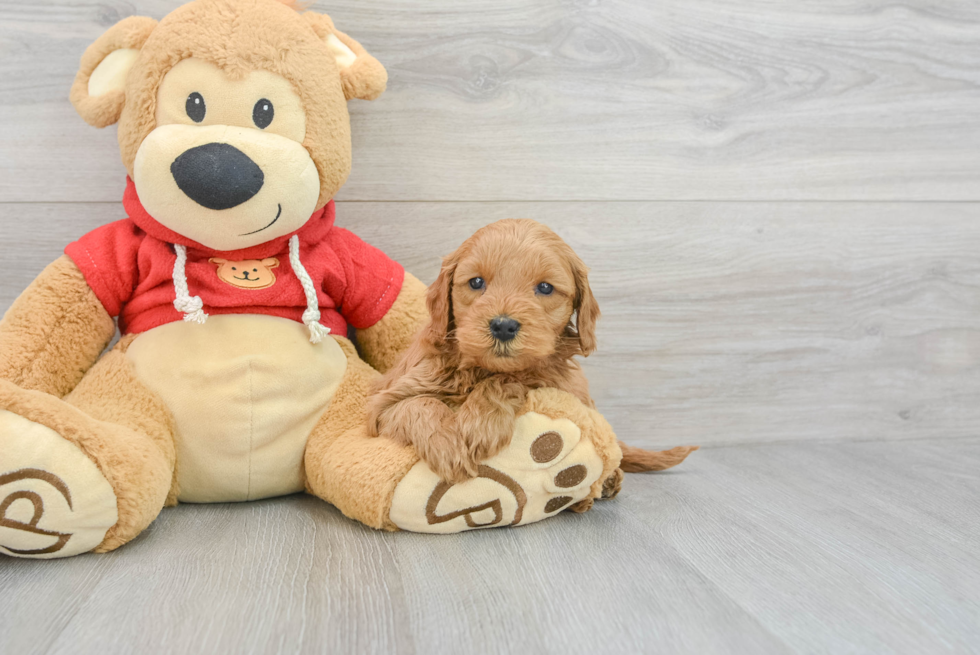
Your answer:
[425,252,459,341]
[303,12,388,101]
[69,16,157,127]
[570,252,600,356]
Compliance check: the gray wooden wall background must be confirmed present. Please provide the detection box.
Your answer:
[3,0,979,449]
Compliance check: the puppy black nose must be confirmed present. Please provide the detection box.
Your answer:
[490,316,521,342]
[170,143,264,210]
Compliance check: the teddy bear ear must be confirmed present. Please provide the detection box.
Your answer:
[261,258,280,268]
[303,12,388,101]
[69,16,158,128]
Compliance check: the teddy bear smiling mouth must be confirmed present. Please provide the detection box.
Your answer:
[238,203,283,237]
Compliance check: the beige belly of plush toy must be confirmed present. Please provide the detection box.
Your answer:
[126,314,347,503]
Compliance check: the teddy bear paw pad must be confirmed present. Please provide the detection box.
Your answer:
[0,410,117,558]
[389,412,603,533]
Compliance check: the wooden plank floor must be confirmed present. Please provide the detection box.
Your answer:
[2,0,979,653]
[1,438,978,654]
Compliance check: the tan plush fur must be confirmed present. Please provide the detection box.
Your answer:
[0,347,175,552]
[69,0,387,210]
[368,219,696,484]
[304,337,418,531]
[67,335,180,509]
[356,272,429,374]
[69,16,159,128]
[302,12,388,103]
[0,256,115,397]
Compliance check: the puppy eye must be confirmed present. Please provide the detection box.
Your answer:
[186,92,206,123]
[468,277,485,291]
[253,98,274,129]
[536,282,554,295]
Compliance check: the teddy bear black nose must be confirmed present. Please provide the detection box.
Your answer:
[170,142,265,210]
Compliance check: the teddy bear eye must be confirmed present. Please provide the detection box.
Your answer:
[252,268,258,272]
[536,282,554,295]
[469,277,485,291]
[253,98,274,129]
[231,267,237,271]
[186,92,206,123]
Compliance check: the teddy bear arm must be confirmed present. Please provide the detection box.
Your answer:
[355,271,428,373]
[0,255,115,397]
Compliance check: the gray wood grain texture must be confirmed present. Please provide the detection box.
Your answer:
[2,0,980,202]
[3,200,978,448]
[1,438,978,655]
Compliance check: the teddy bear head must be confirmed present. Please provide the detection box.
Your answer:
[69,0,386,251]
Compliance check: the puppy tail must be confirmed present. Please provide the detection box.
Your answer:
[618,442,699,473]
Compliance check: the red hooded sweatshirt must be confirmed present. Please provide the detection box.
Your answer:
[65,179,404,336]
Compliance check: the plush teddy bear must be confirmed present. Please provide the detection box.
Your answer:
[0,0,624,559]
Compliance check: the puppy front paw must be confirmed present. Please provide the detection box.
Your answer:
[415,430,479,485]
[462,419,516,466]
[371,397,477,484]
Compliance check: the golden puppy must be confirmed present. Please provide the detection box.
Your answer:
[368,219,696,484]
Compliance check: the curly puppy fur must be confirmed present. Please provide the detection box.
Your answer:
[368,219,697,483]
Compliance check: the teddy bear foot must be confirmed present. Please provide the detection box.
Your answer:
[0,410,118,558]
[388,389,620,533]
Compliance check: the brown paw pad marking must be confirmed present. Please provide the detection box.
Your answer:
[0,468,73,556]
[554,464,587,488]
[425,465,527,528]
[545,496,573,513]
[530,431,563,463]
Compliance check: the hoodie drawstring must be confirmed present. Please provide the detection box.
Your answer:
[171,238,330,344]
[172,244,208,324]
[289,235,331,344]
